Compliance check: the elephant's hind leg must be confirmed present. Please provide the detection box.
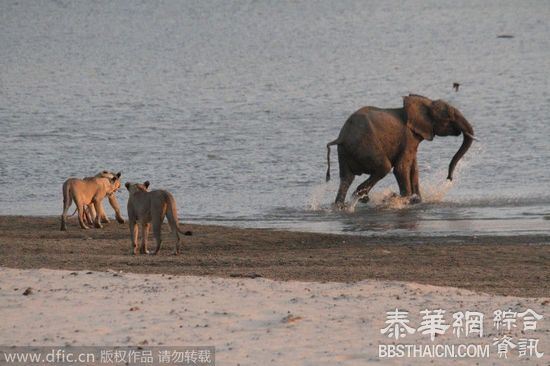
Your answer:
[353,172,388,202]
[353,161,392,202]
[335,173,354,208]
[334,145,356,208]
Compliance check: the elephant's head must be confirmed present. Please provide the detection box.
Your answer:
[403,94,475,181]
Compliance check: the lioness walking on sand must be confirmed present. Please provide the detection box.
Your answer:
[125,181,189,255]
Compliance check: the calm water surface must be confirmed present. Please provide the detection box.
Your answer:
[1,1,549,236]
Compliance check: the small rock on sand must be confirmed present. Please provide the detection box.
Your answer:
[230,273,262,279]
[281,314,303,324]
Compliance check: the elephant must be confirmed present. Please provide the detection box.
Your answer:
[325,94,476,207]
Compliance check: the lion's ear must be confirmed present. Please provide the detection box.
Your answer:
[116,172,122,178]
[144,181,150,189]
[125,182,130,191]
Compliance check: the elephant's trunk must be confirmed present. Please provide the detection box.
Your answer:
[447,115,474,181]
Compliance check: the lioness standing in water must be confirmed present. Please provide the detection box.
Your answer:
[125,181,188,255]
[60,172,122,231]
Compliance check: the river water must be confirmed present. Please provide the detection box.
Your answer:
[1,1,549,236]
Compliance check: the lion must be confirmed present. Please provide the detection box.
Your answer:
[81,171,125,226]
[125,181,190,255]
[60,172,122,231]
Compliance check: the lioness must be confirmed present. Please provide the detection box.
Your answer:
[60,172,122,231]
[125,181,188,255]
[81,171,125,226]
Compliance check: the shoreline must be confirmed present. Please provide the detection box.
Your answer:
[0,215,549,297]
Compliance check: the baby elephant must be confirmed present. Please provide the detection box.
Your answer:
[125,181,189,255]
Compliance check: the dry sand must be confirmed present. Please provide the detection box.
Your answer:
[1,267,548,365]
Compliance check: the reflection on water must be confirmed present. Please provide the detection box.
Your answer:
[230,196,550,236]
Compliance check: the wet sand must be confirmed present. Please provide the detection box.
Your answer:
[0,216,549,297]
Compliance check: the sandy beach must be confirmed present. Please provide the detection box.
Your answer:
[1,267,548,365]
[1,216,549,365]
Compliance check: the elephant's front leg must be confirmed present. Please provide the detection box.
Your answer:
[393,162,413,197]
[409,158,422,204]
[352,159,392,203]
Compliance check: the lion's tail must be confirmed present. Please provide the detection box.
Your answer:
[165,193,192,238]
[60,180,73,231]
[62,180,73,211]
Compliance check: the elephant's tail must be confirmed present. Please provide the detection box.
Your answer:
[326,138,341,182]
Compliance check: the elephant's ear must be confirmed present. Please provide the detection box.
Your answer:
[403,95,434,141]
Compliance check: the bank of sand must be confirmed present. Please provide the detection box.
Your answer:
[0,216,549,297]
[1,216,549,365]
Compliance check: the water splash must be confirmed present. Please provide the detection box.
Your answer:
[345,195,361,213]
[307,172,456,213]
[345,189,411,212]
[421,179,454,203]
[370,189,411,209]
[306,181,337,211]
[351,173,455,211]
